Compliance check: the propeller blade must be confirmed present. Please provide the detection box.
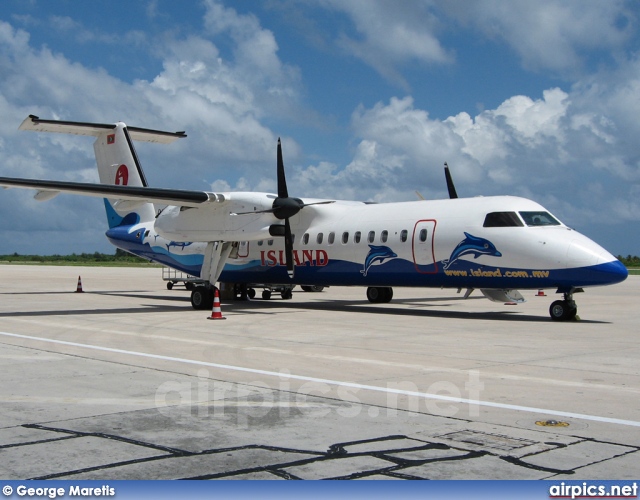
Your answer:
[232,208,276,216]
[444,162,458,199]
[300,200,335,208]
[284,218,294,279]
[277,138,289,199]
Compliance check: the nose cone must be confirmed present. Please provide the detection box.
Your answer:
[564,235,627,287]
[591,258,628,285]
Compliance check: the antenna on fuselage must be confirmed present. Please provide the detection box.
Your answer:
[444,162,458,199]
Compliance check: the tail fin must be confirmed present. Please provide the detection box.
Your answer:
[19,115,186,228]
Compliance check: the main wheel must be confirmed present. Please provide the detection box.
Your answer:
[549,300,577,321]
[281,288,293,300]
[191,287,213,310]
[301,285,324,292]
[366,287,393,304]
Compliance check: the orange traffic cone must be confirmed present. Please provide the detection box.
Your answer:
[75,276,84,293]
[536,289,546,297]
[207,288,226,320]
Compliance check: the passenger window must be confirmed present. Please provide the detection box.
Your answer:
[484,212,524,227]
[368,231,375,243]
[354,231,361,244]
[419,228,427,242]
[342,232,349,244]
[317,233,323,244]
[258,240,264,246]
[268,239,274,246]
[400,229,408,242]
[328,232,335,244]
[303,233,309,245]
[381,230,388,243]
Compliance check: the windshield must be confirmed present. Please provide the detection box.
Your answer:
[519,211,561,227]
[483,212,524,227]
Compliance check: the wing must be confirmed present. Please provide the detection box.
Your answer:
[0,177,226,207]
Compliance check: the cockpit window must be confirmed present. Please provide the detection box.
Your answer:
[519,211,561,226]
[483,212,524,227]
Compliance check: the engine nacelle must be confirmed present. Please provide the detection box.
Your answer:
[154,192,275,241]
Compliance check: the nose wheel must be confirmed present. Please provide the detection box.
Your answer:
[549,293,578,321]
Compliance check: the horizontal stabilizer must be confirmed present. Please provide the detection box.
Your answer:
[19,115,186,144]
[481,289,526,304]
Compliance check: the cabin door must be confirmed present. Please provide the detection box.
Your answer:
[412,219,437,273]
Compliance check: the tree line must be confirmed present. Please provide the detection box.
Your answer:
[0,249,150,264]
[618,255,640,267]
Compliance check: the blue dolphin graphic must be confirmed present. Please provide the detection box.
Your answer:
[166,241,193,252]
[442,232,502,270]
[361,245,397,277]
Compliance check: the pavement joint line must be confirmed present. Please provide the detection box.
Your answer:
[2,330,640,428]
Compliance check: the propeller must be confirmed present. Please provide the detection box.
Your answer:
[237,139,334,278]
[444,162,458,199]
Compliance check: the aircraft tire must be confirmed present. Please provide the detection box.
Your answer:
[367,286,393,304]
[549,300,577,321]
[281,288,293,300]
[191,286,213,310]
[262,290,272,300]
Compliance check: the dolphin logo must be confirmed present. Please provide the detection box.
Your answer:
[442,232,501,270]
[166,241,193,252]
[361,245,397,277]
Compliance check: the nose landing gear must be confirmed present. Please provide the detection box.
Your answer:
[549,290,579,321]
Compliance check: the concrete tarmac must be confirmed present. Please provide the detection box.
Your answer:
[0,265,638,480]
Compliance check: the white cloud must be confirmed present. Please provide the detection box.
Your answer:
[315,0,635,83]
[442,0,634,75]
[318,0,452,88]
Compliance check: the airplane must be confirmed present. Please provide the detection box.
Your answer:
[0,115,628,321]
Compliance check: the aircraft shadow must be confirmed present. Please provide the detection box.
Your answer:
[221,294,609,324]
[0,290,608,324]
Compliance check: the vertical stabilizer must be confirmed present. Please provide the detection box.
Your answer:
[94,123,156,228]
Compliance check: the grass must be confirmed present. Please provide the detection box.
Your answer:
[0,251,160,268]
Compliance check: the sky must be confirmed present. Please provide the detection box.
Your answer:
[0,0,638,256]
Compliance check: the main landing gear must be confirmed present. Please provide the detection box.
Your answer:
[549,291,578,322]
[366,286,393,304]
[191,285,214,310]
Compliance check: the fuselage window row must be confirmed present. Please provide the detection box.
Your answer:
[256,229,413,247]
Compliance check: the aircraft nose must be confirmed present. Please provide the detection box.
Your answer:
[594,258,628,285]
[565,237,627,286]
